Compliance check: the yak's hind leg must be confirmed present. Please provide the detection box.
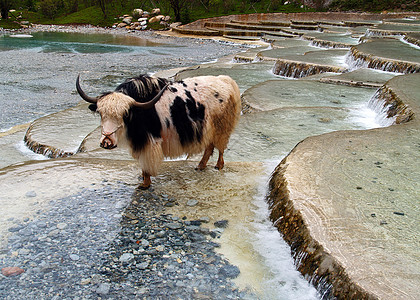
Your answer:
[215,149,224,170]
[196,144,214,170]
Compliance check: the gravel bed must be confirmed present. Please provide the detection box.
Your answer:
[0,180,250,299]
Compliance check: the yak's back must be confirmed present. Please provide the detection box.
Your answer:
[116,75,169,103]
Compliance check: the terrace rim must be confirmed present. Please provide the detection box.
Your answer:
[173,12,420,37]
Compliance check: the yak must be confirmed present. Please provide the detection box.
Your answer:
[76,74,241,189]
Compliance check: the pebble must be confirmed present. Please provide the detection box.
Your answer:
[69,254,80,261]
[96,283,111,295]
[186,199,199,206]
[25,191,37,198]
[119,253,134,263]
[137,262,149,270]
[166,222,183,230]
[57,223,67,230]
[219,265,240,279]
[80,278,91,285]
[214,220,229,228]
[1,267,25,277]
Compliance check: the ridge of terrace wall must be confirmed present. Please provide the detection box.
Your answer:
[174,12,420,33]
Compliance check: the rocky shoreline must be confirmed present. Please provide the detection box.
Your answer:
[0,179,248,299]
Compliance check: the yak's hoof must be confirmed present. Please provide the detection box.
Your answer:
[137,184,151,190]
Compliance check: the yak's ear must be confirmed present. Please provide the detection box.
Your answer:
[88,103,97,112]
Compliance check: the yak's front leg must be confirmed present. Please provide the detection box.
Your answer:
[139,171,152,190]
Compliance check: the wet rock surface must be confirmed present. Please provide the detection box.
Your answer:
[0,180,248,299]
[268,74,420,299]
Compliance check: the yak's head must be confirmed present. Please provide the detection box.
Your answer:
[76,75,167,149]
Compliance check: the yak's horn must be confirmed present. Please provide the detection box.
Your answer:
[76,75,98,104]
[132,84,169,109]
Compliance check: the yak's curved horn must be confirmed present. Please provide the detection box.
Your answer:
[76,75,98,104]
[132,84,169,109]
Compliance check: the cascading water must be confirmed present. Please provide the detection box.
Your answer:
[367,89,398,127]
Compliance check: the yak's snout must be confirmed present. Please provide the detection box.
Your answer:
[100,120,122,150]
[100,135,117,149]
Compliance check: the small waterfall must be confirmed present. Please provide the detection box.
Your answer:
[364,28,404,38]
[233,55,255,63]
[348,47,420,74]
[24,124,75,158]
[367,86,414,126]
[272,60,345,79]
[345,51,368,71]
[309,39,351,49]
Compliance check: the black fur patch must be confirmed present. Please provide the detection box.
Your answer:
[115,75,169,103]
[124,106,162,153]
[170,92,205,146]
[115,75,169,152]
[169,87,178,93]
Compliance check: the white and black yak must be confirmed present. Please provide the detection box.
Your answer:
[76,74,241,189]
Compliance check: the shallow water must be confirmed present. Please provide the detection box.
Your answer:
[0,31,165,53]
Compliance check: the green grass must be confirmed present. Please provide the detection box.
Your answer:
[54,6,118,26]
[0,18,21,29]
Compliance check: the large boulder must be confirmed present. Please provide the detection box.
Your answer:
[132,9,143,19]
[122,16,133,25]
[170,22,182,28]
[149,15,165,23]
[151,8,161,15]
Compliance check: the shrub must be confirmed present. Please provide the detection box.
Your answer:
[39,0,60,19]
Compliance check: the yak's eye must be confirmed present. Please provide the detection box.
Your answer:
[88,104,98,112]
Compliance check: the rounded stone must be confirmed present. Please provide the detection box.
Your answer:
[96,283,111,295]
[1,267,25,277]
[119,253,134,263]
[186,199,198,207]
[69,254,80,261]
